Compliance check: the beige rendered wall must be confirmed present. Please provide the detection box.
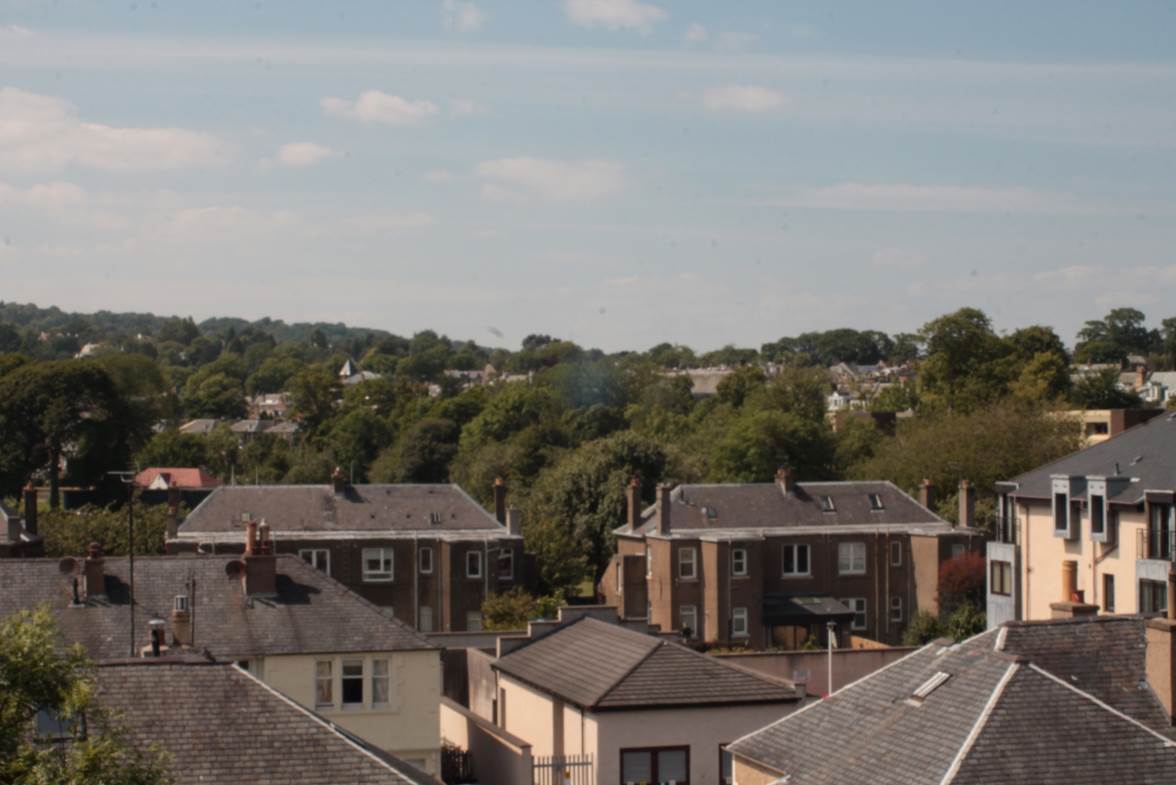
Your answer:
[498,675,560,758]
[909,535,940,616]
[733,756,786,785]
[440,698,532,785]
[262,650,441,774]
[1020,500,1145,620]
[592,702,796,785]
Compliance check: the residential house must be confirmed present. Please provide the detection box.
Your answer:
[492,611,803,785]
[247,391,292,418]
[135,466,222,492]
[600,474,981,648]
[0,484,42,558]
[170,473,525,633]
[94,659,437,785]
[340,358,382,386]
[178,418,220,436]
[1141,371,1176,407]
[729,613,1176,784]
[0,537,444,774]
[1050,407,1162,447]
[988,410,1176,626]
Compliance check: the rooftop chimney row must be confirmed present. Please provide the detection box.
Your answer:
[626,477,642,531]
[656,483,672,536]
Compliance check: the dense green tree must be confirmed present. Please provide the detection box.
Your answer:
[1069,368,1143,409]
[181,372,245,420]
[326,408,391,481]
[758,366,829,422]
[917,308,1010,411]
[287,366,341,434]
[1008,351,1070,404]
[709,409,835,482]
[135,430,210,470]
[715,365,766,408]
[1074,307,1158,363]
[40,497,178,557]
[370,418,460,483]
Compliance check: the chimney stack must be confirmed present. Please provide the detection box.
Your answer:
[1062,559,1077,601]
[83,542,106,599]
[147,619,166,657]
[493,477,507,525]
[1050,559,1098,618]
[919,479,935,511]
[171,594,192,647]
[1145,570,1176,724]
[656,483,672,536]
[166,486,182,541]
[6,514,20,543]
[626,477,642,531]
[23,483,37,537]
[957,480,975,528]
[331,466,347,496]
[776,467,793,495]
[506,506,523,537]
[242,520,277,596]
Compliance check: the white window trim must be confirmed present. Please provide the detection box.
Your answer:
[299,548,331,576]
[731,548,748,577]
[842,597,867,630]
[418,546,433,575]
[782,543,811,577]
[889,595,903,623]
[341,659,365,708]
[678,547,698,580]
[838,542,867,576]
[362,548,394,583]
[466,550,483,579]
[731,607,749,638]
[890,540,902,567]
[680,604,698,638]
[497,548,514,580]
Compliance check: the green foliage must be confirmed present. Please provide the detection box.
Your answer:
[0,607,173,785]
[1070,368,1143,409]
[917,308,1010,412]
[136,430,210,470]
[481,587,565,630]
[902,611,944,646]
[710,410,834,482]
[944,603,986,642]
[287,366,341,434]
[40,499,177,557]
[1074,307,1158,364]
[370,418,459,483]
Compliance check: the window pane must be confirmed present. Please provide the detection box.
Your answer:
[658,749,688,782]
[622,751,652,782]
[372,659,390,705]
[783,545,795,574]
[797,545,809,573]
[342,660,363,705]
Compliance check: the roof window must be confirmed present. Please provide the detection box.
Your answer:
[909,671,951,703]
[819,496,835,512]
[429,512,442,526]
[868,493,884,511]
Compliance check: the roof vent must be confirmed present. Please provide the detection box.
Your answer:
[429,512,442,526]
[868,493,884,511]
[819,495,836,512]
[908,671,951,704]
[1131,455,1143,466]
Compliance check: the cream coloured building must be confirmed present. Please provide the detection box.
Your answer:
[988,411,1176,626]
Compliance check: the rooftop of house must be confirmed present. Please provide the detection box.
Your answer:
[493,615,801,712]
[728,615,1176,785]
[176,482,517,542]
[134,466,222,491]
[94,659,435,785]
[618,480,960,538]
[0,553,434,661]
[1005,410,1176,503]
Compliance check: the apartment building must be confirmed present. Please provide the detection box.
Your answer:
[170,472,524,632]
[988,411,1176,626]
[599,473,980,648]
[0,531,443,774]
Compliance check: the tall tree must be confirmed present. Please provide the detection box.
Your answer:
[917,308,1009,412]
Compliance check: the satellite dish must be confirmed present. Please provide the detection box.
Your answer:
[224,560,246,579]
[58,557,78,576]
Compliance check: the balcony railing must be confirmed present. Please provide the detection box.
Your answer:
[1137,527,1176,562]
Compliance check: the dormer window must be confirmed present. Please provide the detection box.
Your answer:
[819,496,836,512]
[868,493,884,511]
[1053,491,1068,534]
[429,512,442,526]
[1090,494,1105,535]
[1051,476,1079,540]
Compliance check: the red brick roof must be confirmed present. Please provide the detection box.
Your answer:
[135,467,222,490]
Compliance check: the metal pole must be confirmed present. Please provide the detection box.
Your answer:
[826,620,836,697]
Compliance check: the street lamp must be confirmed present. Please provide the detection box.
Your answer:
[826,620,837,697]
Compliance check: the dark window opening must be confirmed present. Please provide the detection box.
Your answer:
[1090,495,1105,535]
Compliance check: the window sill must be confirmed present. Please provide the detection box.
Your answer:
[677,576,699,582]
[839,571,867,577]
[731,574,750,580]
[781,573,811,579]
[363,577,394,583]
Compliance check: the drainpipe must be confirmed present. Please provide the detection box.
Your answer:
[1022,502,1030,620]
[413,537,419,630]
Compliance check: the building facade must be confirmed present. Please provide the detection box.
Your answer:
[600,474,981,647]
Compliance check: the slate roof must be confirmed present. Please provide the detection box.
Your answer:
[1006,410,1176,502]
[177,483,517,543]
[178,418,220,435]
[95,660,435,785]
[728,616,1176,785]
[492,616,800,711]
[0,554,434,661]
[619,481,958,537]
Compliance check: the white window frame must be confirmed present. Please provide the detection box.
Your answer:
[890,540,902,567]
[731,547,748,577]
[731,607,749,638]
[868,493,884,511]
[781,543,811,577]
[418,546,433,575]
[299,548,330,575]
[889,595,903,623]
[466,550,483,579]
[646,546,652,578]
[819,495,836,512]
[838,542,867,575]
[842,597,867,630]
[341,659,364,708]
[678,547,697,580]
[680,604,698,638]
[418,606,433,633]
[371,658,391,707]
[315,660,333,707]
[362,548,394,583]
[497,547,514,580]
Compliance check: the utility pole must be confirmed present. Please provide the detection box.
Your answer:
[108,471,137,657]
[826,620,837,697]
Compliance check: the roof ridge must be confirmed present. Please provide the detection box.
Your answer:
[938,661,1021,785]
[591,632,665,707]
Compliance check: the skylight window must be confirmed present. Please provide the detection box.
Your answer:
[910,671,952,702]
[868,493,884,511]
[819,496,835,512]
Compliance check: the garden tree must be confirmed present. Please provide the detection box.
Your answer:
[341,377,407,419]
[0,360,132,507]
[0,321,22,353]
[917,308,1010,411]
[646,342,697,369]
[235,434,295,484]
[526,431,671,585]
[287,366,341,434]
[282,450,335,484]
[395,344,449,381]
[157,315,199,344]
[1074,307,1158,363]
[245,354,303,395]
[0,353,29,380]
[39,498,178,557]
[938,552,986,614]
[853,401,1083,530]
[509,337,583,372]
[201,424,241,482]
[1008,351,1070,404]
[185,335,221,366]
[96,353,171,438]
[1069,368,1143,409]
[625,374,695,441]
[715,365,766,408]
[481,587,565,630]
[324,408,391,482]
[135,430,210,470]
[542,359,626,410]
[709,409,835,482]
[181,372,245,420]
[698,344,759,368]
[887,333,920,364]
[370,417,458,483]
[870,383,918,412]
[458,383,562,450]
[833,416,883,473]
[757,366,829,423]
[1003,325,1068,365]
[0,607,173,785]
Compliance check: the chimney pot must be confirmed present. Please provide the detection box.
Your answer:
[626,477,642,531]
[22,483,37,537]
[171,594,192,647]
[506,506,523,537]
[957,479,975,528]
[656,483,672,536]
[919,479,935,511]
[331,466,346,496]
[244,520,258,556]
[776,467,793,494]
[83,543,106,599]
[493,477,507,525]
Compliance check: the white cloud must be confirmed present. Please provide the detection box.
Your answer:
[345,212,436,232]
[701,85,786,113]
[321,90,439,126]
[449,98,480,116]
[682,22,708,46]
[715,32,759,52]
[780,182,1109,216]
[274,141,338,167]
[442,0,486,33]
[476,157,625,201]
[0,180,86,209]
[564,0,667,33]
[0,87,229,173]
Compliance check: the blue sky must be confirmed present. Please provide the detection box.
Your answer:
[1,1,1175,351]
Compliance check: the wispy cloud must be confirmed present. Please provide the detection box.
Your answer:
[272,142,338,167]
[564,0,667,33]
[774,182,1115,216]
[682,22,708,46]
[441,0,486,33]
[321,90,439,126]
[345,212,436,232]
[0,179,86,209]
[0,87,229,173]
[715,32,759,52]
[476,157,625,201]
[701,84,786,113]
